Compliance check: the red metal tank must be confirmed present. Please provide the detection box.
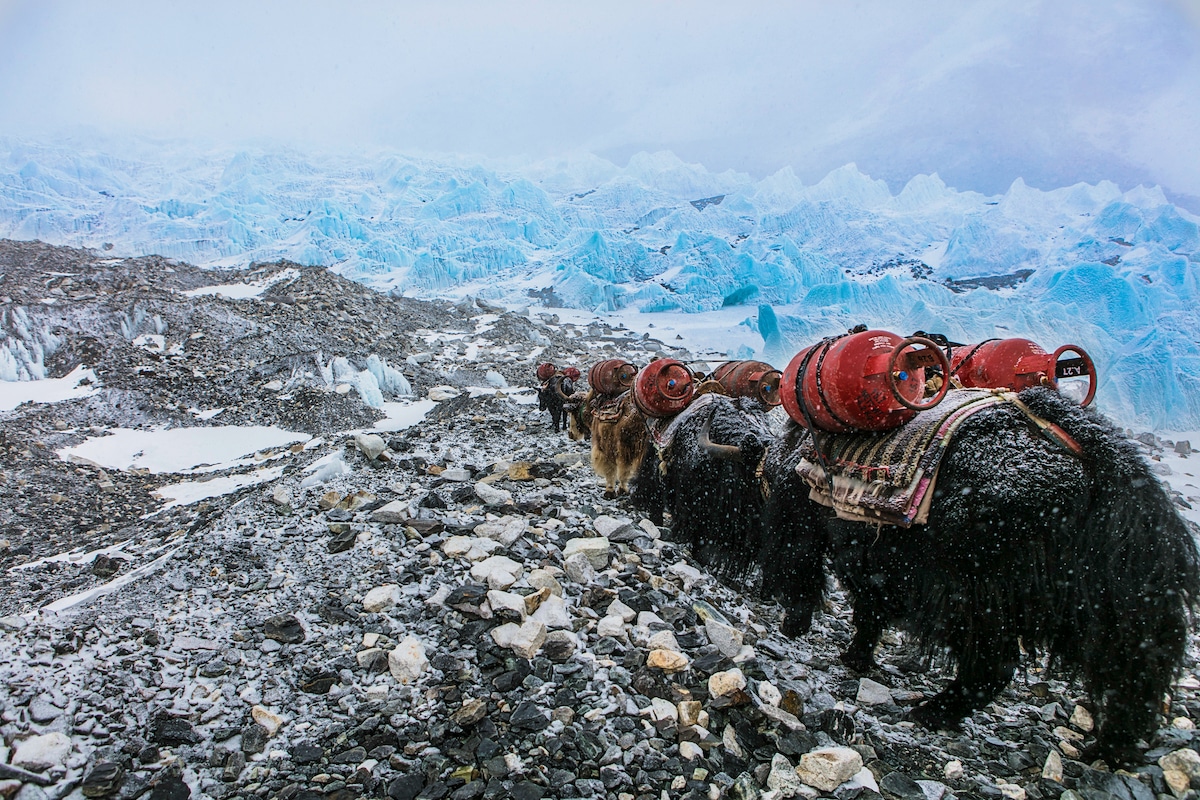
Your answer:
[536,362,557,382]
[780,330,951,432]
[633,359,695,418]
[950,339,1096,406]
[588,359,637,395]
[710,360,783,407]
[562,366,581,381]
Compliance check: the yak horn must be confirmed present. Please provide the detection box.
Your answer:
[698,418,742,460]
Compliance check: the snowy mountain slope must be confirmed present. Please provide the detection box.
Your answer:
[1,137,1198,429]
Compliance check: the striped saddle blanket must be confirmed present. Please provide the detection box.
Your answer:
[796,389,1018,527]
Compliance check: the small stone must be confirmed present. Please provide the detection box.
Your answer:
[388,636,429,683]
[28,695,62,723]
[318,490,341,510]
[562,536,611,569]
[708,668,747,698]
[647,698,678,725]
[1069,704,1094,732]
[490,618,547,659]
[1160,748,1200,795]
[759,680,782,707]
[441,468,472,482]
[474,516,527,546]
[370,500,408,524]
[879,771,925,800]
[795,747,864,793]
[856,677,894,706]
[678,700,703,727]
[268,485,292,506]
[597,616,627,639]
[530,594,571,629]
[562,552,596,584]
[506,462,533,480]
[443,536,502,561]
[264,379,283,391]
[327,527,356,553]
[470,555,522,589]
[241,723,270,754]
[997,783,1025,800]
[543,630,577,662]
[523,587,551,615]
[451,698,488,726]
[943,760,964,781]
[527,568,563,597]
[1174,716,1196,730]
[486,589,529,622]
[81,761,125,798]
[12,732,72,772]
[354,433,388,461]
[606,598,636,622]
[150,714,202,746]
[679,741,703,761]
[646,649,690,672]
[767,753,805,798]
[704,618,744,659]
[356,647,388,672]
[1042,750,1063,782]
[263,613,305,643]
[362,584,402,613]
[474,482,513,506]
[251,705,285,736]
[647,629,680,651]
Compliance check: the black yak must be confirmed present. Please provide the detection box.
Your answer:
[537,372,577,432]
[758,386,1200,763]
[632,393,777,584]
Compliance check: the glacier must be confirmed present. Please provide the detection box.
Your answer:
[1,137,1198,430]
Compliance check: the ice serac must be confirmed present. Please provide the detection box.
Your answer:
[1,137,1199,429]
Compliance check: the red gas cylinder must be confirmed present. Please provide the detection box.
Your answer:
[950,339,1096,406]
[536,362,557,382]
[780,330,951,432]
[633,359,695,418]
[589,359,637,395]
[710,360,783,407]
[562,366,581,381]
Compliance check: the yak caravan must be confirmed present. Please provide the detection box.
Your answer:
[561,328,1197,764]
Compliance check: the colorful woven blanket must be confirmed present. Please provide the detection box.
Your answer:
[796,389,1017,527]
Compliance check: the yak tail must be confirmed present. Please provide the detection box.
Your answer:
[1020,387,1200,754]
[756,422,830,635]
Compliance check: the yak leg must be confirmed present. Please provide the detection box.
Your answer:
[840,595,886,672]
[909,635,1018,731]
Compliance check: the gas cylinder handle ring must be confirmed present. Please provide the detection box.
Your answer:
[1050,344,1097,407]
[887,337,952,412]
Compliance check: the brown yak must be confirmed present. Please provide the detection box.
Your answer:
[567,390,648,498]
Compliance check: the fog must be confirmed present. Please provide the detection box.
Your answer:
[1,0,1198,206]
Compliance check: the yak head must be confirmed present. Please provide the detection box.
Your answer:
[691,395,773,468]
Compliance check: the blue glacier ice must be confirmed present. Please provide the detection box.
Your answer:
[1,137,1198,430]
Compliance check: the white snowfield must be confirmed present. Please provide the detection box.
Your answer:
[0,365,97,411]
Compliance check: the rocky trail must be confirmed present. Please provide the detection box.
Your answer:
[2,240,1200,800]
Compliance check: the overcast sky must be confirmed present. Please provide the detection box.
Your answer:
[1,1,1199,206]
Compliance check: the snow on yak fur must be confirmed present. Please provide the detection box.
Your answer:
[758,386,1200,763]
[632,394,774,585]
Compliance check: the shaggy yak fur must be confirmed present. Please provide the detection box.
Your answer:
[632,394,775,584]
[756,387,1199,763]
[537,374,576,432]
[568,390,648,498]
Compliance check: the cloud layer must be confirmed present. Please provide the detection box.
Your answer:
[0,0,1198,205]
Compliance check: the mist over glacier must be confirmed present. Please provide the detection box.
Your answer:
[1,138,1198,431]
